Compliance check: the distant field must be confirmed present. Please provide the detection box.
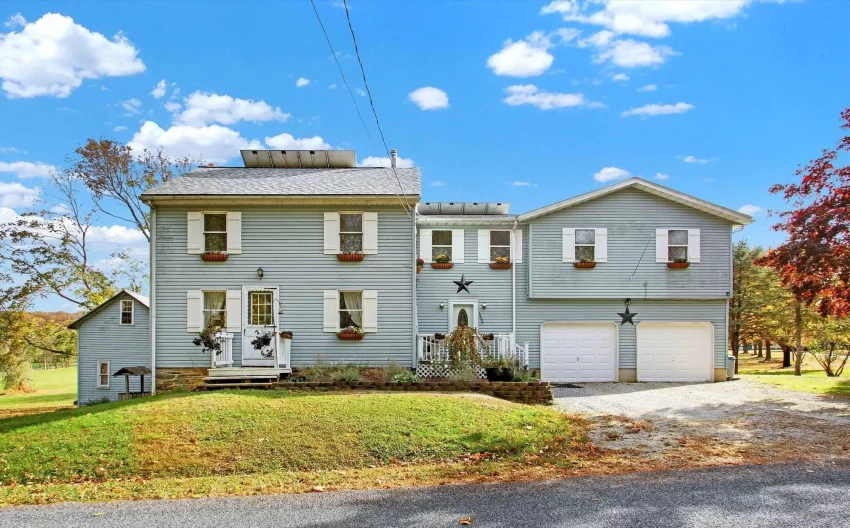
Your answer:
[0,367,76,414]
[737,353,849,398]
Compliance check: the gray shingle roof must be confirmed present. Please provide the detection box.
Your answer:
[141,167,421,198]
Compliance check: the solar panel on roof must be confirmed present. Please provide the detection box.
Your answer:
[240,150,356,168]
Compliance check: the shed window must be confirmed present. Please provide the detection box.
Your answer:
[668,229,689,262]
[97,361,110,388]
[339,213,363,252]
[203,213,227,252]
[120,300,134,325]
[203,291,227,329]
[432,230,452,262]
[339,291,363,329]
[575,229,596,262]
[489,231,511,262]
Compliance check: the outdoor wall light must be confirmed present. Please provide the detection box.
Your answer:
[439,302,445,310]
[481,302,487,310]
[257,267,264,279]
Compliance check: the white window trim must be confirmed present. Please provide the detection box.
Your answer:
[489,230,512,263]
[202,290,228,329]
[574,228,597,262]
[431,230,453,263]
[97,360,110,389]
[339,211,364,253]
[203,211,228,253]
[338,289,363,330]
[119,299,134,326]
[667,228,689,262]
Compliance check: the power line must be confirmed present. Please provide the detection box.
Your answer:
[341,0,415,214]
[308,0,413,217]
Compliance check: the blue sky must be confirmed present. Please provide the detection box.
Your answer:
[1,1,848,310]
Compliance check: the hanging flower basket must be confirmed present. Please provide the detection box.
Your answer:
[573,261,596,269]
[416,257,424,274]
[667,261,690,269]
[201,252,228,262]
[416,266,423,274]
[337,252,365,262]
[431,262,453,269]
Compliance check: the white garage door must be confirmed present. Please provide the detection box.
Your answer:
[541,323,617,382]
[637,323,713,382]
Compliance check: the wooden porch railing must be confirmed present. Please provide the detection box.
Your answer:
[417,333,529,368]
[212,332,234,367]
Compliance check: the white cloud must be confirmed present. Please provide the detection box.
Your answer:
[408,87,449,110]
[120,97,142,115]
[595,39,675,68]
[502,84,595,110]
[4,13,25,28]
[0,146,24,154]
[593,166,632,183]
[621,102,694,117]
[264,133,331,150]
[356,88,366,97]
[0,160,56,179]
[737,204,762,216]
[113,125,128,132]
[358,156,415,168]
[638,83,658,92]
[488,38,554,77]
[151,79,166,98]
[175,91,291,126]
[296,77,311,88]
[128,121,261,164]
[612,73,629,82]
[680,155,716,164]
[0,206,19,223]
[86,223,147,247]
[0,13,145,98]
[511,181,537,187]
[164,101,181,113]
[328,84,337,89]
[0,181,40,208]
[654,172,669,180]
[430,180,446,187]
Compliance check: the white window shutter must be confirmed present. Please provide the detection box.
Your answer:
[595,228,608,263]
[225,290,241,332]
[323,290,339,332]
[362,212,378,255]
[477,230,490,264]
[187,290,202,332]
[452,229,465,263]
[324,212,340,255]
[688,229,701,263]
[226,212,242,254]
[419,228,432,262]
[362,290,378,333]
[187,212,202,254]
[656,229,669,263]
[513,229,523,264]
[562,228,576,262]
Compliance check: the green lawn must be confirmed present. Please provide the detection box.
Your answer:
[737,353,850,398]
[0,367,76,413]
[0,391,587,505]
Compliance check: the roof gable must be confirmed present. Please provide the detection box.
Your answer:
[67,290,149,330]
[517,178,753,225]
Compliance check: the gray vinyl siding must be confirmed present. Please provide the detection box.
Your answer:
[527,187,733,299]
[416,225,524,336]
[154,205,415,368]
[77,293,150,406]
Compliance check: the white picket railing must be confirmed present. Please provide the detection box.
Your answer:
[212,332,234,367]
[417,333,529,368]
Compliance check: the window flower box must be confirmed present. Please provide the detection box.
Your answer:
[201,252,228,262]
[573,261,596,269]
[431,262,453,269]
[280,331,293,339]
[489,256,511,270]
[337,326,364,340]
[667,261,690,269]
[337,252,365,262]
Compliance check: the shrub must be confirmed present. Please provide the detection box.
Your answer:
[300,356,335,382]
[391,372,419,383]
[512,370,539,382]
[444,325,484,367]
[82,396,112,407]
[335,365,364,383]
[379,361,409,382]
[448,367,478,382]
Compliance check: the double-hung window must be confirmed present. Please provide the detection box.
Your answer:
[575,229,596,262]
[432,230,452,262]
[339,291,363,329]
[489,231,511,261]
[339,213,363,252]
[203,291,227,329]
[667,229,689,262]
[120,300,134,325]
[203,213,227,252]
[97,361,110,388]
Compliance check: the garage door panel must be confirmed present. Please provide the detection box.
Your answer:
[541,324,617,383]
[637,323,712,382]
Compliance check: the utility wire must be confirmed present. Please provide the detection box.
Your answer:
[341,0,415,214]
[308,0,413,218]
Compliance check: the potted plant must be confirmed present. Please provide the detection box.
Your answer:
[251,330,274,350]
[337,326,364,340]
[489,256,511,270]
[481,333,495,341]
[416,257,425,273]
[433,332,446,340]
[431,253,453,269]
[483,356,516,382]
[200,236,228,262]
[574,258,596,269]
[280,330,293,339]
[192,324,223,355]
[337,251,365,262]
[667,257,690,269]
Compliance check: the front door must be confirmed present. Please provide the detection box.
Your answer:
[450,302,477,331]
[242,286,279,367]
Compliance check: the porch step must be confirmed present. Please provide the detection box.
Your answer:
[207,367,291,377]
[198,382,276,391]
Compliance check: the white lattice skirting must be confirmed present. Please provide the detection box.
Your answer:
[416,363,487,379]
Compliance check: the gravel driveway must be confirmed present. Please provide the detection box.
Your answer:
[553,380,850,465]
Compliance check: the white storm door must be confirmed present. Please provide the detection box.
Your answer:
[242,286,279,367]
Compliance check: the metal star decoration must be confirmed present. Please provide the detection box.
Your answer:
[617,306,638,326]
[453,274,474,294]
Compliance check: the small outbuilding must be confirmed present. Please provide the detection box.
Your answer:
[68,290,151,406]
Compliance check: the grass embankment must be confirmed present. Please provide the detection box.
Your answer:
[737,353,850,398]
[0,367,76,416]
[0,391,590,506]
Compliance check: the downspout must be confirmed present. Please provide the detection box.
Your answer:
[511,221,517,337]
[149,206,157,395]
[412,204,419,366]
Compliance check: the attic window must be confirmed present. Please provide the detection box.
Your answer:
[120,300,134,325]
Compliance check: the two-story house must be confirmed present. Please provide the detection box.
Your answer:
[73,148,751,402]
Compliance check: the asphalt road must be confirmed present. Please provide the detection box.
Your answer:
[2,460,848,528]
